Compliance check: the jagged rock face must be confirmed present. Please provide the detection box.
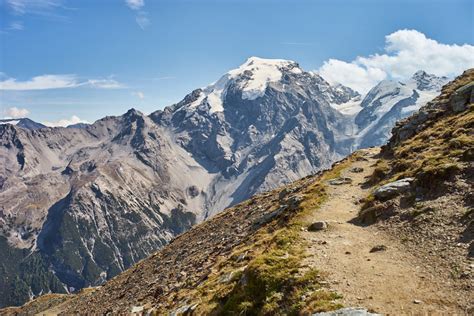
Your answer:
[151,57,356,213]
[0,111,207,307]
[411,70,448,91]
[325,83,360,105]
[353,72,449,148]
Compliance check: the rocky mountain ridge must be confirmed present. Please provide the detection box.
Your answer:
[0,118,45,130]
[353,71,449,148]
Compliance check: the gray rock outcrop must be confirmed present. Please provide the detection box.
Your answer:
[373,178,414,200]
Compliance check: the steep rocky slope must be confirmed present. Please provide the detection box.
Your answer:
[15,69,467,314]
[0,110,205,307]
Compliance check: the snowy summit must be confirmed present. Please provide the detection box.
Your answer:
[188,57,302,113]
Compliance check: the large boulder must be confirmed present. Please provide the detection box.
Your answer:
[451,81,474,112]
[328,177,353,185]
[373,178,414,200]
[308,221,328,232]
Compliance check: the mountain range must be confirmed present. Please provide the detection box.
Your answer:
[4,68,472,315]
[0,57,449,307]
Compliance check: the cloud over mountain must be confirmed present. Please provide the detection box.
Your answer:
[3,106,30,118]
[42,115,88,127]
[318,29,474,93]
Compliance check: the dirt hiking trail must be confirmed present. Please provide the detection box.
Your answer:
[302,148,468,315]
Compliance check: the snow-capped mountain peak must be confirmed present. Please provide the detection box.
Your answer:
[410,70,448,91]
[352,71,449,149]
[361,80,411,108]
[232,56,299,74]
[184,57,303,113]
[229,56,302,98]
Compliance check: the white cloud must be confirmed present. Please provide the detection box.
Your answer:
[6,0,27,14]
[4,107,30,118]
[133,91,145,99]
[0,74,125,90]
[125,0,149,29]
[8,21,24,30]
[317,29,474,93]
[153,76,175,81]
[3,1,69,34]
[6,0,63,14]
[125,0,144,10]
[318,60,386,94]
[87,78,124,89]
[43,115,88,127]
[136,11,150,29]
[5,0,68,23]
[0,74,78,90]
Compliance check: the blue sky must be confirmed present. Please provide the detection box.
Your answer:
[0,0,473,126]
